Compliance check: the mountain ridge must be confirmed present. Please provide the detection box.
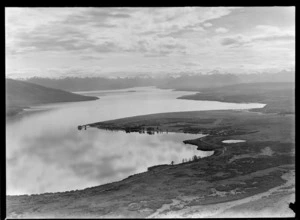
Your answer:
[6,78,99,116]
[17,71,295,92]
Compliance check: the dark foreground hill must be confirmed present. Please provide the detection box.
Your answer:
[6,78,99,116]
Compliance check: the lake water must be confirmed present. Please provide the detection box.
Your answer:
[222,140,246,143]
[6,87,265,195]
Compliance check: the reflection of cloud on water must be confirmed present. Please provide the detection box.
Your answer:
[6,127,213,195]
[70,160,136,180]
[21,131,95,164]
[6,130,207,196]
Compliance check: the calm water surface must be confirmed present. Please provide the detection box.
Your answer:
[222,140,246,143]
[6,87,265,195]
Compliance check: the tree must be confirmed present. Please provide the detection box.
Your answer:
[171,161,174,165]
[192,155,198,161]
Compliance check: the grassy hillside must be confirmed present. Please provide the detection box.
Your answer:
[6,78,99,116]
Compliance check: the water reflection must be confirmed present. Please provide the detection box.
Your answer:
[7,128,206,195]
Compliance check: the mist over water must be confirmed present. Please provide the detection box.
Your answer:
[6,87,265,195]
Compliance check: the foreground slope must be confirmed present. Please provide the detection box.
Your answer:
[6,78,99,116]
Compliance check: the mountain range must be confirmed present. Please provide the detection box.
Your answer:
[19,70,294,92]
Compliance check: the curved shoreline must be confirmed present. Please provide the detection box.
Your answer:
[7,108,295,218]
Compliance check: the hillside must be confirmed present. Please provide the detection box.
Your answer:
[239,70,295,84]
[6,79,99,116]
[178,82,295,114]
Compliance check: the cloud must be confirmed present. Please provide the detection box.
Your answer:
[120,36,191,57]
[215,27,229,33]
[256,25,281,34]
[182,61,202,67]
[221,32,294,47]
[5,8,134,56]
[253,34,295,42]
[7,21,122,55]
[87,8,132,19]
[80,55,102,61]
[143,52,170,57]
[5,7,295,77]
[6,7,239,57]
[93,41,121,53]
[63,8,132,26]
[203,22,212,27]
[6,22,88,54]
[159,25,205,38]
[221,35,246,46]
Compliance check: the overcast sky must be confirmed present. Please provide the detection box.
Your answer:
[6,7,295,78]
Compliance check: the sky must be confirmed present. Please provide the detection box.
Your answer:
[5,7,295,78]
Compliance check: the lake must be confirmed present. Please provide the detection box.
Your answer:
[6,87,265,195]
